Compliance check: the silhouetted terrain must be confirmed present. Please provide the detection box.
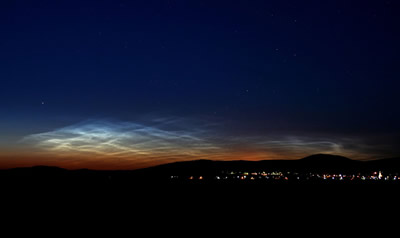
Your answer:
[1,154,400,186]
[140,154,400,175]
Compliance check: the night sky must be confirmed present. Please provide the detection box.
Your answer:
[1,0,399,169]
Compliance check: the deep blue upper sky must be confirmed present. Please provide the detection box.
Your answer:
[1,0,399,168]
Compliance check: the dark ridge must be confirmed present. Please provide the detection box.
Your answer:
[363,157,400,172]
[1,154,400,186]
[300,154,354,162]
[138,159,296,176]
[138,154,359,175]
[297,154,361,172]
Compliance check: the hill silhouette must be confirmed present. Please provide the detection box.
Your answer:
[300,154,354,163]
[1,154,400,186]
[141,154,360,175]
[362,157,400,172]
[134,154,400,179]
[297,154,361,172]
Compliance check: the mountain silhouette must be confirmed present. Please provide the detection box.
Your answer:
[363,157,400,172]
[1,154,400,186]
[142,154,359,174]
[298,154,361,172]
[300,154,354,163]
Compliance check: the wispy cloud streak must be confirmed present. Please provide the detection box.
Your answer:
[24,119,220,158]
[21,118,391,168]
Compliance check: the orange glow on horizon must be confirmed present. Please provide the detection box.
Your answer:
[0,149,294,170]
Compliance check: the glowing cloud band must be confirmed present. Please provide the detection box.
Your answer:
[21,118,381,169]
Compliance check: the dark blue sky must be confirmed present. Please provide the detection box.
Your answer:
[1,0,399,169]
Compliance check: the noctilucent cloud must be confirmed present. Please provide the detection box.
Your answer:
[1,0,399,169]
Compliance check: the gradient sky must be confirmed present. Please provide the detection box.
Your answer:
[1,0,400,169]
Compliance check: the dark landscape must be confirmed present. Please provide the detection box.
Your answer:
[1,154,399,186]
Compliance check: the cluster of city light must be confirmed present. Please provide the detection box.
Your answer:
[170,171,399,182]
[312,171,397,181]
